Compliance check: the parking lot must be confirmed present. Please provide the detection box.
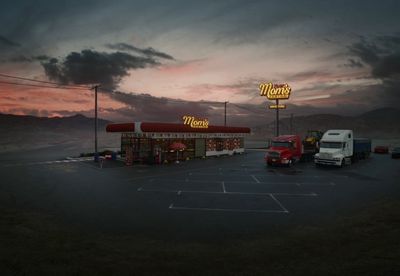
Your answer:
[0,148,399,240]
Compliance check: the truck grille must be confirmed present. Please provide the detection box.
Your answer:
[319,152,332,159]
[268,151,280,158]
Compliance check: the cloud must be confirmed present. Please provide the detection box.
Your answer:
[344,58,363,68]
[40,49,160,89]
[346,34,400,106]
[105,43,174,60]
[0,35,20,48]
[108,91,213,122]
[7,55,32,63]
[348,35,400,78]
[3,54,50,63]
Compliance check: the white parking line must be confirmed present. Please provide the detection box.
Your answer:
[258,174,349,179]
[124,165,221,181]
[168,203,289,214]
[251,175,261,183]
[269,194,289,213]
[141,178,335,186]
[137,188,317,197]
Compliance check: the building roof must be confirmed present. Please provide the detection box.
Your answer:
[106,122,250,134]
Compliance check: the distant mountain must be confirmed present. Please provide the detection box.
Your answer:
[251,108,400,138]
[0,113,115,153]
[1,108,399,140]
[0,113,111,133]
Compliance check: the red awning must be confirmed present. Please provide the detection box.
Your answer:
[106,123,135,132]
[106,122,250,134]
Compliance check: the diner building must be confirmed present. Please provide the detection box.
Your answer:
[106,121,251,164]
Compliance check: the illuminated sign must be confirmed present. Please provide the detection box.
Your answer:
[269,104,286,109]
[259,82,291,100]
[182,115,209,128]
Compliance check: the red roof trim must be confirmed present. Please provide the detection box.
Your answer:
[106,122,250,134]
[106,123,135,132]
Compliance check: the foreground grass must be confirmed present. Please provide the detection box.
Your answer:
[1,200,400,276]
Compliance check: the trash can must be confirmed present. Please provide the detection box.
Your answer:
[94,153,100,162]
[111,152,117,160]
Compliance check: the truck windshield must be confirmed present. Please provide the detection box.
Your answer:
[320,142,342,149]
[271,141,292,148]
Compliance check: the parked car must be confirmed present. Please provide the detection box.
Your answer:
[392,147,400,159]
[374,146,389,154]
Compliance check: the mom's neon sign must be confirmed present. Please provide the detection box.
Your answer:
[182,115,209,128]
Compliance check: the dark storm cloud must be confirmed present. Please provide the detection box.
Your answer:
[108,91,213,122]
[105,43,174,60]
[41,49,159,89]
[348,35,400,78]
[0,35,20,48]
[3,54,50,63]
[344,58,363,68]
[372,53,400,78]
[346,34,400,106]
[7,55,31,63]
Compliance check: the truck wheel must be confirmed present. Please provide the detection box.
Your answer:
[267,162,272,167]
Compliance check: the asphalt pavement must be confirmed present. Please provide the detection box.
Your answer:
[0,148,399,241]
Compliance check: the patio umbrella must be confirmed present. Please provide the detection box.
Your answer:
[169,142,186,163]
[169,142,187,151]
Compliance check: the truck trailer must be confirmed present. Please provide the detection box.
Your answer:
[314,129,371,167]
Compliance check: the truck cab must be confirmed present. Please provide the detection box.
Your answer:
[265,135,302,166]
[314,130,353,167]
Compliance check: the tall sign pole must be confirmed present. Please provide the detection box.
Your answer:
[259,82,291,137]
[276,99,279,136]
[92,85,100,162]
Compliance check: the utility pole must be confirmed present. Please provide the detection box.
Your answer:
[92,85,100,162]
[276,99,279,136]
[224,101,228,126]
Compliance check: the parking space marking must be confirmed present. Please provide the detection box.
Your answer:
[269,194,289,213]
[259,174,349,179]
[168,203,289,214]
[124,165,222,181]
[221,181,226,193]
[251,175,261,183]
[143,178,335,186]
[137,187,317,197]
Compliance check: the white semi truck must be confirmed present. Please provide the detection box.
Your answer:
[314,129,371,167]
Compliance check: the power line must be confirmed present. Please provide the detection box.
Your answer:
[230,103,263,114]
[0,80,87,90]
[0,73,90,89]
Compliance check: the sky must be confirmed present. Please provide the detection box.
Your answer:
[0,0,399,125]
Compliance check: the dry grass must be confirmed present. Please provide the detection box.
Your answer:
[1,199,400,276]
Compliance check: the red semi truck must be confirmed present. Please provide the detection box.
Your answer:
[265,135,303,166]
